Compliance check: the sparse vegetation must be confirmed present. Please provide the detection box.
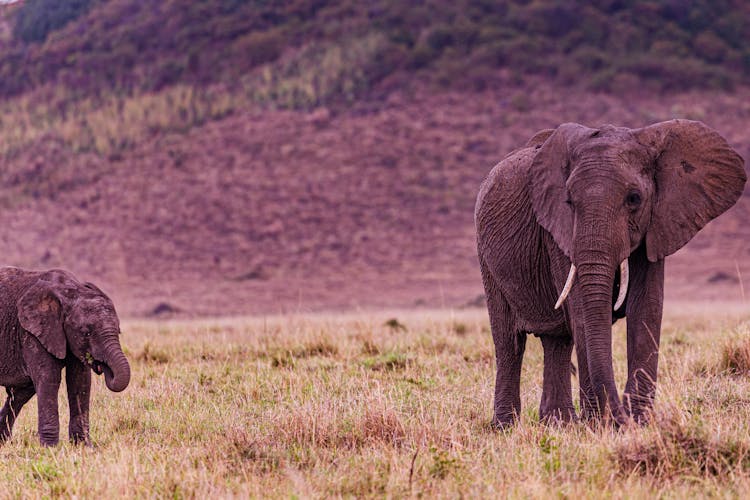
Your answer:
[614,405,750,479]
[718,335,750,374]
[1,0,749,100]
[12,0,94,43]
[0,308,746,496]
[0,84,238,156]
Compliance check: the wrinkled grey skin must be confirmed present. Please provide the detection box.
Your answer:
[475,120,746,428]
[0,267,130,446]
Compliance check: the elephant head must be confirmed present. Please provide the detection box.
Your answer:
[529,119,746,421]
[17,270,131,392]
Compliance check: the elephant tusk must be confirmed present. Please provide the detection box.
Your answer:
[554,264,577,310]
[614,258,629,311]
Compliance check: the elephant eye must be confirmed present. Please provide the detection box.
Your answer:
[626,190,642,209]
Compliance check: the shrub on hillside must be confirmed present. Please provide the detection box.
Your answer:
[620,54,732,91]
[2,0,750,119]
[247,33,396,109]
[13,0,94,43]
[426,22,479,53]
[692,31,731,63]
[231,29,285,68]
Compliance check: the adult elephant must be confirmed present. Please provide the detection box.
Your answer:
[475,120,746,428]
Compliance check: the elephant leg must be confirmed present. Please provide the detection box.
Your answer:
[0,384,36,442]
[539,335,575,423]
[66,356,92,445]
[29,360,63,446]
[547,247,596,420]
[482,261,525,428]
[21,339,65,446]
[36,381,62,446]
[492,323,526,428]
[623,245,664,423]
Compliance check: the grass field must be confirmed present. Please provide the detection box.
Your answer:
[0,304,748,497]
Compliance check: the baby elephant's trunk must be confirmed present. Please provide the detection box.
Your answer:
[102,337,130,392]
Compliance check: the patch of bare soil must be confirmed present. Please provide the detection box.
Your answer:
[1,81,748,316]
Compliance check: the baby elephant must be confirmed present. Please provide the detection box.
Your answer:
[0,267,130,446]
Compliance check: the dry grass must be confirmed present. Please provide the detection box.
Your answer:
[0,33,390,158]
[0,305,748,497]
[0,84,238,157]
[718,336,750,374]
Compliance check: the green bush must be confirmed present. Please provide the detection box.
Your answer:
[231,29,285,67]
[426,24,455,52]
[571,46,609,72]
[13,0,94,43]
[692,31,731,63]
[425,22,479,53]
[408,43,438,70]
[621,54,732,91]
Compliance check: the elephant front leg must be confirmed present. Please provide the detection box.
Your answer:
[0,385,36,442]
[66,356,92,445]
[482,264,526,427]
[492,329,527,428]
[32,369,63,446]
[539,335,576,423]
[623,247,664,423]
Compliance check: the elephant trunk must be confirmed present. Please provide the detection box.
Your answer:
[102,336,130,393]
[575,256,628,426]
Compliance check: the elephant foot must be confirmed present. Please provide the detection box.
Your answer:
[584,410,630,430]
[491,413,517,431]
[610,414,632,429]
[608,402,633,429]
[539,406,577,425]
[624,408,653,426]
[70,433,91,446]
[579,402,600,423]
[578,406,630,429]
[622,393,655,425]
[39,433,59,447]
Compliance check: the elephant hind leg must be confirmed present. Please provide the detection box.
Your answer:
[539,335,576,423]
[481,262,526,428]
[0,384,35,442]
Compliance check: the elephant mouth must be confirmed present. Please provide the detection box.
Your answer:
[91,360,107,375]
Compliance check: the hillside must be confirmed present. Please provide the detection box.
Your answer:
[1,81,748,316]
[0,1,748,316]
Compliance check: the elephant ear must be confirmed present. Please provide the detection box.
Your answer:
[525,128,554,148]
[634,119,746,262]
[529,123,597,257]
[17,282,66,359]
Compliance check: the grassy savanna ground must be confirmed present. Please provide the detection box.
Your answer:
[0,305,749,497]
